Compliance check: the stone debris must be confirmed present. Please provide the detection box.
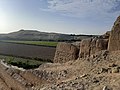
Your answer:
[29,69,69,83]
[102,86,113,90]
[6,68,33,87]
[111,67,119,73]
[80,74,87,78]
[103,86,108,90]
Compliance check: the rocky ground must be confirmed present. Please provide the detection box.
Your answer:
[1,50,120,90]
[32,50,120,90]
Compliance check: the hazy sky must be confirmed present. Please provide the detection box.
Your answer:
[0,0,120,34]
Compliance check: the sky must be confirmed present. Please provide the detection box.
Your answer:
[0,0,120,35]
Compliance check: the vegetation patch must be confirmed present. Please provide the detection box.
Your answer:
[0,55,50,69]
[0,40,58,47]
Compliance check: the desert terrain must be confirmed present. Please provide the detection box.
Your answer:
[0,16,120,90]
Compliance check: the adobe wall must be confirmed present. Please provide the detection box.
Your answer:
[79,37,108,58]
[54,42,79,63]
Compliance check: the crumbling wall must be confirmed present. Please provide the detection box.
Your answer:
[54,42,79,63]
[108,16,120,51]
[79,38,108,58]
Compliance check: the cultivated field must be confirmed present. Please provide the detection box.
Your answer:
[0,42,56,61]
[0,40,58,47]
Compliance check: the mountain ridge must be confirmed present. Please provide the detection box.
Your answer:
[0,29,95,41]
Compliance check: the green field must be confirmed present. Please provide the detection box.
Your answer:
[0,40,58,47]
[0,55,47,69]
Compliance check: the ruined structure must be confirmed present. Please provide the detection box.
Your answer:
[54,42,79,63]
[54,37,108,62]
[0,16,120,90]
[79,37,108,58]
[54,16,120,62]
[108,16,120,51]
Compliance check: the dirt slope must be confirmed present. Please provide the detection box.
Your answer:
[0,51,120,90]
[32,50,120,90]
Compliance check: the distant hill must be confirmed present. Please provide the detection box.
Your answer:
[0,30,96,41]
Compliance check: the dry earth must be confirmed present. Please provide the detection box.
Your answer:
[1,50,120,90]
[0,16,120,90]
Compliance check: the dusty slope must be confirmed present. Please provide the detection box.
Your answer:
[33,50,120,90]
[0,50,120,90]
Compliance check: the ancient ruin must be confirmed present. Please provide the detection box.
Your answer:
[79,37,108,58]
[108,16,120,51]
[54,33,109,62]
[0,16,120,90]
[54,16,120,62]
[54,42,79,63]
